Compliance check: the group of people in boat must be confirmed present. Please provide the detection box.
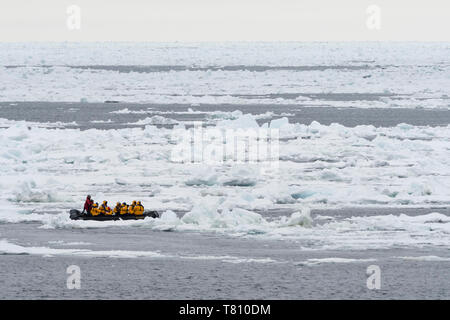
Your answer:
[82,195,145,216]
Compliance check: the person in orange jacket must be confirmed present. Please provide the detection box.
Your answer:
[98,201,112,215]
[91,202,100,216]
[120,202,129,215]
[128,201,137,215]
[134,201,144,215]
[112,202,122,215]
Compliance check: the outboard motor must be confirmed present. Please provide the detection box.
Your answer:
[70,209,82,220]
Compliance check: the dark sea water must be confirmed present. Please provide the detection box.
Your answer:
[1,101,450,130]
[0,207,449,300]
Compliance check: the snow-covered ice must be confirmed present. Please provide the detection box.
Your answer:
[0,42,448,108]
[0,110,449,250]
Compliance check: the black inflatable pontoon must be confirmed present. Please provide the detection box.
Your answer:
[69,209,159,221]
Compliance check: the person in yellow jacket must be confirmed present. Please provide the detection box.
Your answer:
[97,201,105,215]
[91,203,100,216]
[112,202,122,215]
[134,201,145,216]
[98,201,112,215]
[128,201,137,215]
[104,203,113,216]
[120,202,129,215]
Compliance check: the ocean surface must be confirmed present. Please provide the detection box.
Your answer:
[0,42,449,299]
[1,102,450,130]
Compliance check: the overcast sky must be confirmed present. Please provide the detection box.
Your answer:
[0,0,449,41]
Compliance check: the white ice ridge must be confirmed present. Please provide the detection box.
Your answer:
[0,239,163,258]
[2,112,449,209]
[0,118,78,128]
[128,115,179,125]
[0,239,278,263]
[111,108,289,120]
[296,257,378,266]
[395,256,450,262]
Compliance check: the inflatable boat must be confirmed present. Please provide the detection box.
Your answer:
[69,209,159,221]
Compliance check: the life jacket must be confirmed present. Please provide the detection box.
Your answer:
[128,205,136,215]
[91,204,99,216]
[113,205,121,215]
[104,206,113,215]
[120,205,128,215]
[98,205,106,215]
[135,204,144,215]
